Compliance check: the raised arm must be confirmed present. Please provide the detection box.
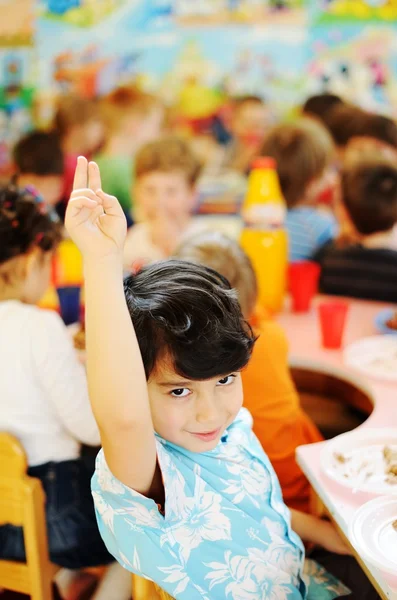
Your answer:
[65,157,156,494]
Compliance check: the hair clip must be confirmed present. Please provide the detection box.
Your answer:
[24,185,45,205]
[11,219,19,228]
[35,232,44,244]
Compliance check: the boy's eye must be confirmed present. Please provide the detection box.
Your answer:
[217,375,236,386]
[170,388,190,398]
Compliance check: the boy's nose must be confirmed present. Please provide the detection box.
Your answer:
[195,396,219,425]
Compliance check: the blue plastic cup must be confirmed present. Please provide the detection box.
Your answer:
[56,286,81,325]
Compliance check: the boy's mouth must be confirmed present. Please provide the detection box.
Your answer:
[189,428,221,442]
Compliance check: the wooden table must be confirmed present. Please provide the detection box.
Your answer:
[278,296,397,600]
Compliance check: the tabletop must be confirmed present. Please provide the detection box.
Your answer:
[278,296,397,600]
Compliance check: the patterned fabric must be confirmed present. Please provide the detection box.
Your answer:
[286,207,337,262]
[92,409,350,600]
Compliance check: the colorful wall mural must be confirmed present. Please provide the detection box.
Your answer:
[1,0,397,170]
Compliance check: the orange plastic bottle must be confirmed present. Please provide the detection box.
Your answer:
[240,157,288,314]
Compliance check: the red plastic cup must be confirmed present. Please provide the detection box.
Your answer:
[288,261,321,313]
[318,301,349,349]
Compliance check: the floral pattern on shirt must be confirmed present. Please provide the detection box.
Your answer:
[92,408,350,600]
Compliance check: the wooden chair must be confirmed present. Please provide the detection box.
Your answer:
[0,433,59,599]
[131,574,174,600]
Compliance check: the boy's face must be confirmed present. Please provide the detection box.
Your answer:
[136,171,196,222]
[147,359,243,452]
[232,102,270,148]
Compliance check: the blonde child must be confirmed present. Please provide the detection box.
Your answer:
[95,86,164,224]
[175,231,323,514]
[261,118,338,262]
[123,136,201,269]
[65,156,380,599]
[0,184,131,600]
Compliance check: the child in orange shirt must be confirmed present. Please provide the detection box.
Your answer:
[175,231,323,513]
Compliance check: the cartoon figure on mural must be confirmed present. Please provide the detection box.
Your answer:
[308,28,397,115]
[43,0,128,27]
[53,45,139,97]
[314,0,397,22]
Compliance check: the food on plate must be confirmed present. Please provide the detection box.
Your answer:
[332,443,397,489]
[386,311,397,331]
[393,519,397,532]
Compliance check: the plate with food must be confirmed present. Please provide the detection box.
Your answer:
[321,429,397,495]
[374,308,397,335]
[343,335,397,382]
[349,495,397,588]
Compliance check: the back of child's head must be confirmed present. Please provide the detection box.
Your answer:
[14,131,63,177]
[101,86,163,138]
[123,259,255,380]
[53,94,103,154]
[0,185,62,292]
[363,113,397,150]
[342,155,397,235]
[135,136,201,187]
[302,93,344,126]
[174,231,257,318]
[325,103,370,148]
[260,118,334,208]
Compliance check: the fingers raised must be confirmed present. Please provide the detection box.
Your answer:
[88,161,102,192]
[70,188,99,202]
[73,156,88,191]
[68,196,98,213]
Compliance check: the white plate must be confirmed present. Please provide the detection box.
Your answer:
[349,495,397,585]
[321,429,397,495]
[343,335,397,382]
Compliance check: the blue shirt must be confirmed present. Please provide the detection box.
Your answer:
[92,409,349,599]
[286,207,337,262]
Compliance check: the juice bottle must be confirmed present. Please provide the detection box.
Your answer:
[240,157,288,313]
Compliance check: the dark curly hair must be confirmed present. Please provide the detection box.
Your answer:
[0,184,62,265]
[124,260,256,380]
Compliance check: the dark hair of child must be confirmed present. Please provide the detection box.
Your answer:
[123,260,256,380]
[0,184,62,265]
[302,93,344,124]
[13,131,64,176]
[342,158,397,235]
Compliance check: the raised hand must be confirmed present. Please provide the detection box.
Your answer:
[65,157,127,259]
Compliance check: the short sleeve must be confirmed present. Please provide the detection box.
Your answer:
[92,449,167,578]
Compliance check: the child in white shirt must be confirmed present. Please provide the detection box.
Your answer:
[0,184,128,598]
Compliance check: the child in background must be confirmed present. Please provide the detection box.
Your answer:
[53,95,104,203]
[95,86,164,225]
[123,136,201,269]
[0,184,131,600]
[222,95,270,175]
[314,154,397,303]
[175,231,323,514]
[65,156,380,600]
[325,104,397,161]
[302,93,344,127]
[13,131,64,209]
[261,118,338,262]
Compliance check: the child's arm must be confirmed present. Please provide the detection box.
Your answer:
[65,157,157,494]
[291,510,352,555]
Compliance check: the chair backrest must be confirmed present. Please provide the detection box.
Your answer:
[0,432,56,600]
